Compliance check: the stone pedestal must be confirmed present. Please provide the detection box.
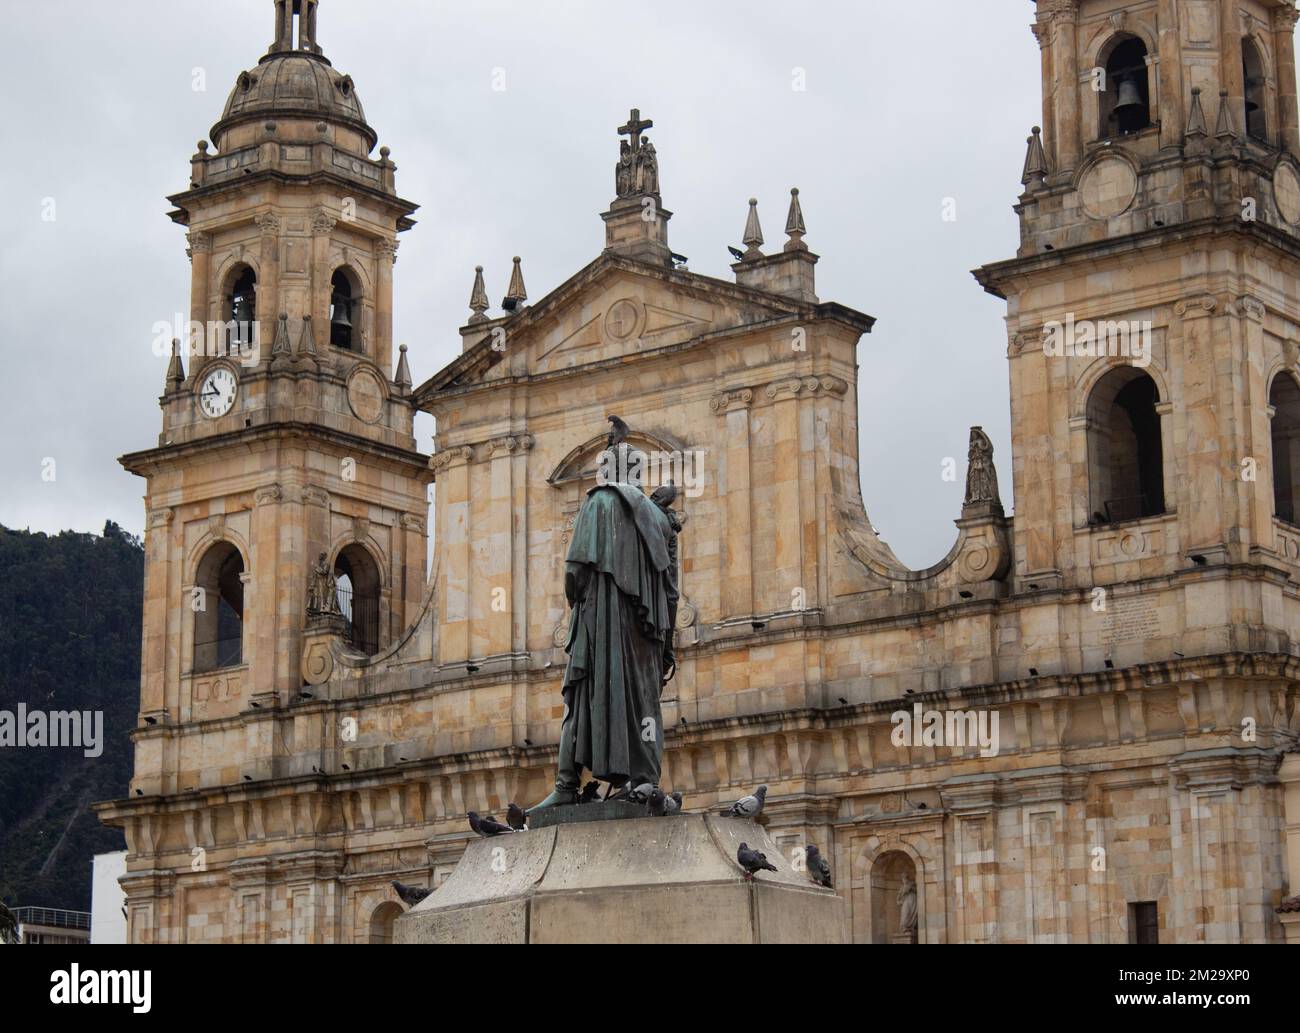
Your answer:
[395,813,845,944]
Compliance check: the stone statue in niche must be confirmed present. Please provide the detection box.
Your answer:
[898,872,918,937]
[963,426,1001,509]
[307,551,340,616]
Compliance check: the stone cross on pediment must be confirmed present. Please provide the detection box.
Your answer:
[618,108,653,153]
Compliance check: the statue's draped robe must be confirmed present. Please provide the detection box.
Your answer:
[562,484,677,787]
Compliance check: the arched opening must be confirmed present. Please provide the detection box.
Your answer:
[194,542,244,671]
[870,851,919,944]
[1270,374,1300,524]
[329,268,359,350]
[368,901,403,944]
[334,543,381,655]
[1243,38,1268,143]
[1100,36,1152,138]
[1087,367,1166,524]
[225,265,257,355]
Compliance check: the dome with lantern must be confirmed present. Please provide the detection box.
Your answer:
[210,0,377,153]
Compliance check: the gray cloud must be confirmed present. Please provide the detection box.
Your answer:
[0,0,1067,567]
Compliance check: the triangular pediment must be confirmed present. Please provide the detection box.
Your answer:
[416,255,806,398]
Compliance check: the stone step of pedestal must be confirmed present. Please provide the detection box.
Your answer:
[396,812,845,944]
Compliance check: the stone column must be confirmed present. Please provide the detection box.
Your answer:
[766,378,806,612]
[249,485,284,703]
[1280,752,1300,942]
[374,239,398,373]
[311,208,335,345]
[256,211,281,364]
[1174,294,1226,556]
[1219,0,1246,126]
[186,232,212,371]
[1157,0,1184,150]
[1272,5,1300,156]
[140,507,174,720]
[1038,1,1080,174]
[432,446,474,664]
[711,389,753,618]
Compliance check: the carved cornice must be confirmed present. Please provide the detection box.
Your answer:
[429,445,474,475]
[375,239,399,265]
[1174,293,1218,319]
[186,231,213,256]
[763,374,849,402]
[1272,4,1299,32]
[254,211,280,236]
[485,433,535,458]
[311,208,336,235]
[709,388,754,413]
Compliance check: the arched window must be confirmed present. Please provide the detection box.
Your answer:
[335,544,381,655]
[194,542,244,671]
[1270,374,1300,524]
[1101,36,1152,137]
[1243,38,1268,143]
[368,901,403,944]
[329,269,359,350]
[1088,367,1166,524]
[226,266,257,354]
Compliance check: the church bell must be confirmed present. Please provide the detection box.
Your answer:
[329,291,352,331]
[1114,78,1142,114]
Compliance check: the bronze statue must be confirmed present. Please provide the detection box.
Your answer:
[530,439,681,810]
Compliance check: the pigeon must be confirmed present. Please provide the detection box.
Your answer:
[727,245,745,261]
[577,781,601,804]
[737,843,777,881]
[391,880,431,907]
[720,784,767,819]
[506,802,527,831]
[650,480,677,511]
[664,790,683,814]
[615,781,655,804]
[647,788,667,816]
[804,844,833,889]
[468,810,514,837]
[606,414,630,449]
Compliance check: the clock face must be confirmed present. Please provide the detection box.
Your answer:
[198,367,237,419]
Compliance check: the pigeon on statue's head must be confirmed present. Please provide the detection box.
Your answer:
[606,414,630,449]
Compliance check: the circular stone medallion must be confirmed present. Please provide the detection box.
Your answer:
[1078,157,1138,220]
[1275,163,1300,226]
[604,299,641,341]
[347,366,387,424]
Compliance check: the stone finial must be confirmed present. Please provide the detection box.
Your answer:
[742,198,764,259]
[272,313,292,357]
[1185,87,1208,140]
[165,338,185,391]
[394,343,412,389]
[783,188,807,252]
[1020,126,1048,190]
[297,314,318,358]
[1214,88,1238,143]
[468,265,489,323]
[503,256,527,311]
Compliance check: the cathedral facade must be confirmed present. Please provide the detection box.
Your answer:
[99,0,1300,943]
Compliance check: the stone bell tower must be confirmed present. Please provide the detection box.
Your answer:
[120,0,430,794]
[977,0,1300,598]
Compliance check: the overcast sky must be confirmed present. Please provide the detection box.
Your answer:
[1,0,1065,568]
